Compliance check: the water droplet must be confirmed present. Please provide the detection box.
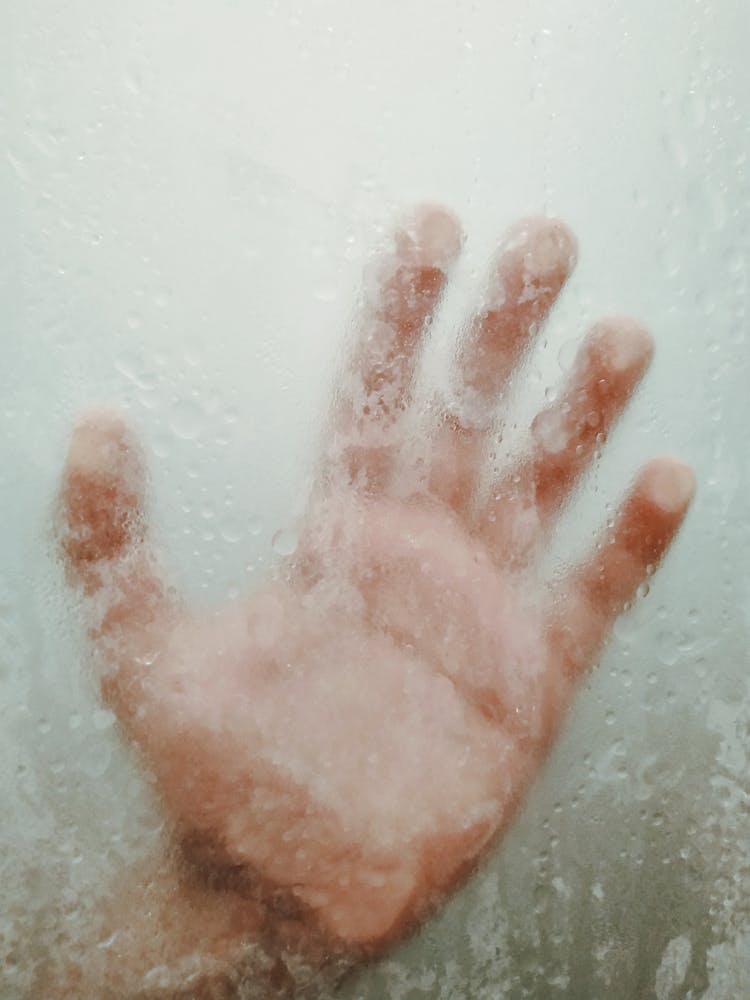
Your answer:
[170,399,205,440]
[151,433,171,459]
[93,709,115,731]
[123,69,142,94]
[6,150,30,182]
[558,339,579,371]
[134,649,159,667]
[682,89,706,128]
[220,517,245,543]
[116,351,157,390]
[656,629,680,666]
[586,410,600,428]
[115,351,140,380]
[272,528,298,556]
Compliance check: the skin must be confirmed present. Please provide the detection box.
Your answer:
[46,207,695,999]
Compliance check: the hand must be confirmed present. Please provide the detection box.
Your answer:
[54,207,694,996]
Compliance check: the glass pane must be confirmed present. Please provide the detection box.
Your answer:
[2,1,747,997]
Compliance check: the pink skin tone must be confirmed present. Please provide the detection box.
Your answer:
[48,207,694,998]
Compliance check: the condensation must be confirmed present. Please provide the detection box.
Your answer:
[1,1,748,997]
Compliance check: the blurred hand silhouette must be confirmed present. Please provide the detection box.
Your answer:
[50,207,694,998]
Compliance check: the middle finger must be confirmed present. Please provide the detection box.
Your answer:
[428,217,577,514]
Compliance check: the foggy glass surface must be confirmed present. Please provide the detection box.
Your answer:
[1,1,748,997]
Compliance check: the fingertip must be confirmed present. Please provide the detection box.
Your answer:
[638,456,696,513]
[533,218,578,276]
[67,408,141,480]
[397,203,464,271]
[73,404,127,431]
[503,216,578,280]
[61,410,147,574]
[588,317,654,374]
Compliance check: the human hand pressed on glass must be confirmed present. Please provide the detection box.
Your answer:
[51,207,694,998]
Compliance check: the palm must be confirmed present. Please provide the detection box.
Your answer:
[57,207,693,994]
